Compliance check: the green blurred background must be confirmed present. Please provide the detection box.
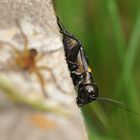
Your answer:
[53,0,140,140]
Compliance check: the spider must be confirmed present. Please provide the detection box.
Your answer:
[0,20,57,97]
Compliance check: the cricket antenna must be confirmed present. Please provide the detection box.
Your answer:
[94,97,140,118]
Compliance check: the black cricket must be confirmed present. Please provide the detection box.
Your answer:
[57,17,98,107]
[57,17,140,117]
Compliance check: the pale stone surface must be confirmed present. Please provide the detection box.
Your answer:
[0,0,88,140]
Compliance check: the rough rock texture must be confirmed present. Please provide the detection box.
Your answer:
[0,0,88,140]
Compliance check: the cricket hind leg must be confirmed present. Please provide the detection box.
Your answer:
[57,17,82,62]
[57,17,68,34]
[57,17,81,43]
[60,30,82,62]
[62,31,82,62]
[67,42,82,62]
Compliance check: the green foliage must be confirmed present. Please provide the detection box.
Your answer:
[53,0,140,139]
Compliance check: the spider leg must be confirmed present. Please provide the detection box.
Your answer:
[37,66,56,82]
[34,68,47,97]
[0,40,22,71]
[0,40,20,54]
[38,66,66,94]
[35,53,47,62]
[15,20,29,53]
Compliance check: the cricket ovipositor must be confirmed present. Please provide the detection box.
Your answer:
[57,17,140,117]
